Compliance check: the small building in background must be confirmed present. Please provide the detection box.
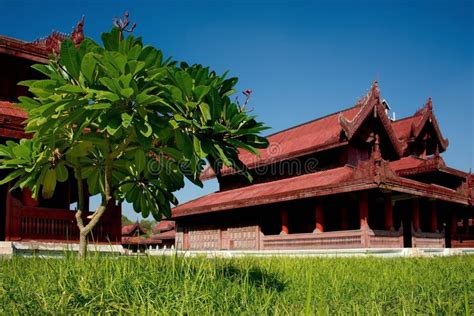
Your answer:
[151,221,176,249]
[121,222,160,253]
[121,221,176,252]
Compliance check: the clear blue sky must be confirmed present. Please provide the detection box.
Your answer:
[1,0,472,220]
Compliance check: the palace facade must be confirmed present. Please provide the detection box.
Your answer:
[172,82,473,250]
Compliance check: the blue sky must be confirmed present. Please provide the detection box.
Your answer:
[1,0,472,220]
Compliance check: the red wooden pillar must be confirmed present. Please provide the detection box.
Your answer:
[314,204,324,233]
[359,191,369,229]
[280,209,289,235]
[21,188,39,207]
[412,199,421,232]
[463,210,469,234]
[430,200,438,233]
[450,210,458,235]
[384,193,394,231]
[341,207,349,230]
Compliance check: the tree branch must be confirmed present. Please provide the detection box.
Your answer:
[74,166,85,231]
[83,154,113,233]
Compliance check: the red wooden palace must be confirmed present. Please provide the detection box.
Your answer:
[172,82,474,250]
[0,19,121,243]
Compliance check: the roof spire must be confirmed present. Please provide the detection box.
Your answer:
[426,97,433,111]
[70,15,85,45]
[370,80,381,101]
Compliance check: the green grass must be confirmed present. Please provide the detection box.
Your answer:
[0,255,473,315]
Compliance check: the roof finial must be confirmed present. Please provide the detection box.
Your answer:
[370,80,381,101]
[426,97,433,111]
[70,15,85,45]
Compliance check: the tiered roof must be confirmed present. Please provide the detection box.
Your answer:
[174,83,470,217]
[201,82,448,180]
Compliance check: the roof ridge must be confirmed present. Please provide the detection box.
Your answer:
[264,104,358,138]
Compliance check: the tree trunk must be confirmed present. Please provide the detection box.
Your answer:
[79,231,88,258]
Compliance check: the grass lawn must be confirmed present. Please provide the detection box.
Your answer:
[0,255,473,314]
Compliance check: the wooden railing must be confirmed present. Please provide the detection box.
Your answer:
[261,227,404,250]
[6,193,121,243]
[262,230,364,250]
[450,233,473,248]
[412,229,445,248]
[368,228,404,248]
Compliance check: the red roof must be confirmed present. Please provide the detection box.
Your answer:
[0,101,27,119]
[122,236,161,245]
[121,222,147,236]
[389,156,428,172]
[152,220,175,234]
[390,156,466,178]
[391,115,423,140]
[201,106,361,180]
[0,17,84,63]
[174,166,356,217]
[201,83,410,180]
[151,230,176,241]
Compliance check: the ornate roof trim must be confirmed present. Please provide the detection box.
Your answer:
[0,17,85,63]
[409,98,449,152]
[27,16,85,54]
[338,81,405,157]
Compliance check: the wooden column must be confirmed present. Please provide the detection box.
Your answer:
[384,193,394,231]
[430,200,438,233]
[450,210,458,235]
[280,209,289,235]
[314,204,324,233]
[21,188,39,207]
[341,207,349,230]
[463,210,469,234]
[359,191,369,229]
[412,199,420,232]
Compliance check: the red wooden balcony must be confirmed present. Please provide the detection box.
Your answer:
[5,192,121,243]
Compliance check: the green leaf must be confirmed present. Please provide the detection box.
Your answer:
[175,131,193,157]
[86,103,111,110]
[193,136,206,158]
[42,168,57,199]
[193,85,210,101]
[106,115,122,135]
[101,27,120,51]
[57,84,84,94]
[0,169,24,185]
[134,150,146,173]
[67,141,93,157]
[59,39,80,79]
[81,52,97,83]
[175,71,193,97]
[87,169,100,195]
[121,113,133,128]
[120,88,134,98]
[199,103,211,121]
[55,161,69,182]
[139,121,153,138]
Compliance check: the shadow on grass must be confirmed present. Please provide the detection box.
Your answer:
[218,265,286,292]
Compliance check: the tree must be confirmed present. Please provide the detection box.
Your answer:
[121,215,133,226]
[0,26,268,257]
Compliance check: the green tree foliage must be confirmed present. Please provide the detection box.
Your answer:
[121,215,133,226]
[0,27,268,256]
